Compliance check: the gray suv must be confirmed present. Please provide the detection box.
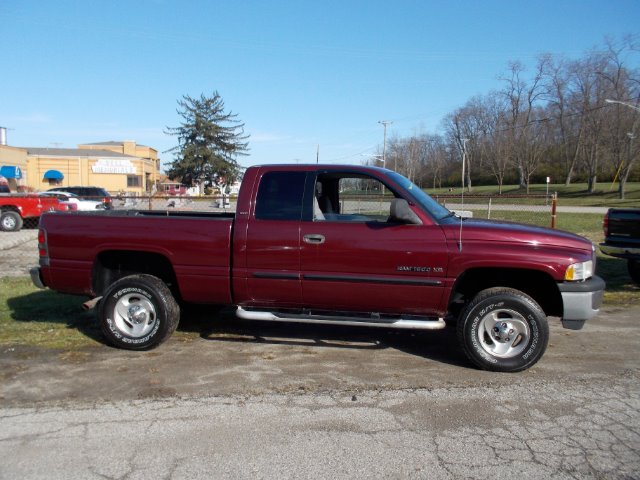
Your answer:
[47,186,112,209]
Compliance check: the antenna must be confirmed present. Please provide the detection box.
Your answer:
[458,138,468,252]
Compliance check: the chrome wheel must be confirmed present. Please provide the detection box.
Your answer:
[477,308,530,359]
[112,293,157,338]
[98,274,180,350]
[1,211,22,231]
[458,287,549,372]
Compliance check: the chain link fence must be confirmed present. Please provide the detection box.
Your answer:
[112,195,236,213]
[433,194,557,228]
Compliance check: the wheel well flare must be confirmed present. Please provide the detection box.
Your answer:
[93,251,179,300]
[450,268,562,317]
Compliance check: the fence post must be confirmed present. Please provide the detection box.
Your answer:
[487,197,492,220]
[551,193,557,229]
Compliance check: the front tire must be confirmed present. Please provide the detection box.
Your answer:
[628,259,640,285]
[97,274,180,350]
[0,211,23,232]
[457,287,549,372]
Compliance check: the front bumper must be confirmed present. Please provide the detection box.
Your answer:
[557,275,605,330]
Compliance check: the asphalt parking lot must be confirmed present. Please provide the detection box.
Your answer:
[1,229,639,479]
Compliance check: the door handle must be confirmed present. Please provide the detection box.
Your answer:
[303,234,325,244]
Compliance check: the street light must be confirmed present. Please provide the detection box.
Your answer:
[605,99,640,113]
[461,138,469,192]
[378,120,392,169]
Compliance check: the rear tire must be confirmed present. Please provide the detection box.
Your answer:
[628,259,640,285]
[457,287,549,372]
[0,211,23,232]
[97,274,180,350]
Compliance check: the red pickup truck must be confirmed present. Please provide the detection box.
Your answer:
[31,165,605,372]
[1,194,72,231]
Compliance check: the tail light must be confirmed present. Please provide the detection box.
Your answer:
[38,228,49,266]
[603,211,609,238]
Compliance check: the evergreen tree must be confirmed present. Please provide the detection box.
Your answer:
[165,92,249,190]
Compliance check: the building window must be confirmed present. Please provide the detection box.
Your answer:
[127,175,141,187]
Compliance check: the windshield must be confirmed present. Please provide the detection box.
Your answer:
[386,171,452,221]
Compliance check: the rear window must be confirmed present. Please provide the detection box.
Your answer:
[255,171,306,221]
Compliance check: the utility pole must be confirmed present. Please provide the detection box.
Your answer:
[378,120,392,169]
[316,144,319,164]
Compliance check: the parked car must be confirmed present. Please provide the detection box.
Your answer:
[32,164,604,372]
[600,208,640,284]
[47,186,112,209]
[39,191,108,211]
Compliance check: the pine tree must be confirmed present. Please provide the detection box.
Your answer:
[165,92,249,190]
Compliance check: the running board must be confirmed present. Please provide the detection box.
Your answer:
[236,307,446,330]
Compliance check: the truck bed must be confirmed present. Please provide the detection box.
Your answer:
[601,208,640,257]
[606,208,640,244]
[38,210,235,303]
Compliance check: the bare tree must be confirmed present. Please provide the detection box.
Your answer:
[444,96,496,192]
[499,59,550,193]
[377,36,639,193]
[543,56,585,185]
[422,134,448,189]
[598,37,640,199]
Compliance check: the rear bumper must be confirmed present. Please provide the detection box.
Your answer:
[599,243,640,259]
[557,275,605,330]
[30,267,46,289]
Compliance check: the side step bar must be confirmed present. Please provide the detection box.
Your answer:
[236,307,446,330]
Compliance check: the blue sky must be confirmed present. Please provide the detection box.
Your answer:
[2,0,639,171]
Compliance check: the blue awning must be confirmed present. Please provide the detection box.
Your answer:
[0,166,22,179]
[43,169,64,180]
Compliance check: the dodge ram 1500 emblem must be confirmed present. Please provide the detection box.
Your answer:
[397,266,442,273]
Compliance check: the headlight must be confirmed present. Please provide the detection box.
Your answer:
[565,260,593,281]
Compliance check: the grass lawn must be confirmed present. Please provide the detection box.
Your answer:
[428,181,640,208]
[0,277,101,349]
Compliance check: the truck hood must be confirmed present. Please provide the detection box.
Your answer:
[443,218,594,253]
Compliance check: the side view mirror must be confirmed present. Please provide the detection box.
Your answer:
[389,199,422,225]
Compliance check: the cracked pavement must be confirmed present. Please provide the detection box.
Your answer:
[1,231,639,479]
[1,378,638,479]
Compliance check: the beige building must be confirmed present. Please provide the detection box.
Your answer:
[0,140,160,194]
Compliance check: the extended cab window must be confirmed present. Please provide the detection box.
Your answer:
[255,171,306,220]
[314,173,398,222]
